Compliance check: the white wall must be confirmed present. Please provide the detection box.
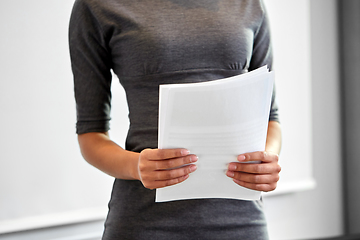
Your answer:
[263,0,315,196]
[263,0,344,239]
[0,0,114,234]
[0,0,344,239]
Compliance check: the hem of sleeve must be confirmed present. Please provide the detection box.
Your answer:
[269,114,280,123]
[76,120,110,134]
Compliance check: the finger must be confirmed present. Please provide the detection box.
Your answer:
[156,174,190,189]
[143,148,190,160]
[155,164,197,181]
[237,151,279,163]
[228,162,281,174]
[155,154,198,170]
[142,174,190,190]
[233,179,277,192]
[226,170,280,184]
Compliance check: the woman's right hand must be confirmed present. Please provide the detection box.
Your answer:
[137,148,198,189]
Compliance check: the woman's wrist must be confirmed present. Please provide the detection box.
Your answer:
[126,150,141,181]
[78,132,142,180]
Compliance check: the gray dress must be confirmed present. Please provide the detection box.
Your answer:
[69,0,279,239]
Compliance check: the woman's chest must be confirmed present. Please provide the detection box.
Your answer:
[101,0,264,76]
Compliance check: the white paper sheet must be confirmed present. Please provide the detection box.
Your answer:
[156,66,274,202]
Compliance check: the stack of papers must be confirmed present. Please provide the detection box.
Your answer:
[156,66,274,202]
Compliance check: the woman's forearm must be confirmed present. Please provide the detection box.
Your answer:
[265,121,282,155]
[77,132,197,189]
[77,121,281,188]
[78,132,140,180]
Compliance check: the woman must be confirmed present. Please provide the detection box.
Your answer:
[69,0,281,239]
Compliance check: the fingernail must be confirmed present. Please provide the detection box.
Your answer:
[181,149,190,156]
[228,164,237,171]
[190,155,198,162]
[238,155,246,161]
[226,171,234,177]
[190,165,197,172]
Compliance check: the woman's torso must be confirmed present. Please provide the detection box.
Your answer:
[70,0,272,239]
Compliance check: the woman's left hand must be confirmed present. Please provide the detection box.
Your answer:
[226,151,281,192]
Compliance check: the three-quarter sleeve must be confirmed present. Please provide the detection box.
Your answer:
[249,5,280,123]
[69,0,113,134]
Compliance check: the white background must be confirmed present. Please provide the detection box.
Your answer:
[0,0,343,239]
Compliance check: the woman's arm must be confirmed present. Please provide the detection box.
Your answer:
[78,132,197,189]
[264,120,282,155]
[226,121,282,192]
[78,132,140,180]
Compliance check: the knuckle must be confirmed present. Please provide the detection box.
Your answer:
[154,161,162,170]
[236,164,244,172]
[164,178,179,187]
[171,159,183,169]
[160,160,177,170]
[138,162,146,172]
[167,160,176,169]
[155,161,167,170]
[141,148,152,157]
[254,164,263,173]
[165,170,176,179]
[163,180,172,187]
[155,171,164,180]
[253,175,262,183]
[157,150,166,159]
